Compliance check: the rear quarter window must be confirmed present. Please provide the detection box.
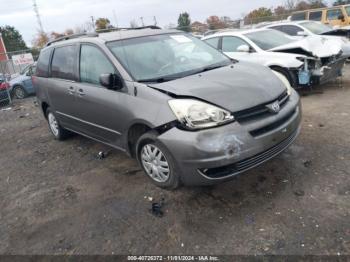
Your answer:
[36,48,52,78]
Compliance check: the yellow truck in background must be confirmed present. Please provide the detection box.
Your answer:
[290,5,350,27]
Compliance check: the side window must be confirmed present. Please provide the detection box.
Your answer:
[222,36,249,52]
[204,37,219,49]
[309,11,322,21]
[291,12,306,21]
[269,25,284,31]
[80,45,115,85]
[282,25,303,36]
[36,49,52,77]
[327,9,342,20]
[51,45,77,81]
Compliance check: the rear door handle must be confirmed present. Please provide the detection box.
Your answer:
[77,88,85,96]
[68,86,75,95]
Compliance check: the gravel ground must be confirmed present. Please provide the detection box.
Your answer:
[0,66,349,256]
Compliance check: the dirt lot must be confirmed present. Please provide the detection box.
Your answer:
[0,67,349,256]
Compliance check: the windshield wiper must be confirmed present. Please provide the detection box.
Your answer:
[138,76,179,83]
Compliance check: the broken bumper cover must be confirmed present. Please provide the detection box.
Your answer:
[157,91,302,186]
[310,58,346,86]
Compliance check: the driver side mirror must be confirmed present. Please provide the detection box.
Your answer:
[237,44,251,53]
[99,73,123,90]
[339,14,345,21]
[297,31,308,37]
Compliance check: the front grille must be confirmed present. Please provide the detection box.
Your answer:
[249,108,296,137]
[198,128,299,179]
[234,91,289,122]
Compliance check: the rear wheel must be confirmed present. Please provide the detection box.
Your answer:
[13,85,27,99]
[136,132,181,189]
[46,108,70,140]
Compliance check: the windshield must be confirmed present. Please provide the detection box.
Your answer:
[107,33,231,82]
[299,21,333,34]
[244,30,295,50]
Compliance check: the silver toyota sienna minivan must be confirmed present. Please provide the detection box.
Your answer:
[34,28,302,189]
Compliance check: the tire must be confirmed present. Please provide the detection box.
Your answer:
[46,108,70,140]
[271,67,294,87]
[13,85,27,99]
[136,131,181,190]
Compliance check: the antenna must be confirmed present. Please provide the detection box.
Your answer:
[32,0,44,33]
[153,16,158,26]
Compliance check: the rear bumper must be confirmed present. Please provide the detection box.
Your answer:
[156,90,302,186]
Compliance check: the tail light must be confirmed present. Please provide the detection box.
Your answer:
[0,82,10,90]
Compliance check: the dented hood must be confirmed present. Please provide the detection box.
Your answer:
[149,62,286,113]
[269,35,342,58]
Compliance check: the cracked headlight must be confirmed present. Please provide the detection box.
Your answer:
[168,99,234,130]
[272,71,293,96]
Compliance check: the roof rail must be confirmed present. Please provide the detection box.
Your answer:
[45,26,162,47]
[95,25,161,33]
[46,32,98,46]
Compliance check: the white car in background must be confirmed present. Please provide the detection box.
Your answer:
[260,21,350,55]
[202,28,347,87]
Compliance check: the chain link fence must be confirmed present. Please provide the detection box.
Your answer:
[0,49,39,108]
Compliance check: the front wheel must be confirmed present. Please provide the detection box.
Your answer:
[136,132,181,189]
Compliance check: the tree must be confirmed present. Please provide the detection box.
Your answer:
[95,18,111,30]
[274,5,288,16]
[308,0,327,8]
[177,12,191,32]
[0,26,27,53]
[50,31,64,39]
[32,31,49,49]
[206,16,226,30]
[130,19,139,28]
[244,7,273,24]
[285,0,298,10]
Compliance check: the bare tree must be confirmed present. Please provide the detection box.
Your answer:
[130,19,139,28]
[285,0,297,10]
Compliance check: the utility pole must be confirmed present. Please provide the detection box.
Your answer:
[113,10,119,28]
[91,16,95,30]
[140,17,145,26]
[32,0,44,33]
[153,16,158,26]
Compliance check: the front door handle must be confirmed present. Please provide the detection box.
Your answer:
[77,88,85,96]
[68,86,75,95]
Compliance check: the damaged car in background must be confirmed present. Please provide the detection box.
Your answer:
[34,28,301,189]
[203,28,348,87]
[260,20,350,41]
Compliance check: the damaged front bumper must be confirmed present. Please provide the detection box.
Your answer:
[297,57,346,86]
[156,90,301,186]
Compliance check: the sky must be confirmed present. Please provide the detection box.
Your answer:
[0,0,333,46]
